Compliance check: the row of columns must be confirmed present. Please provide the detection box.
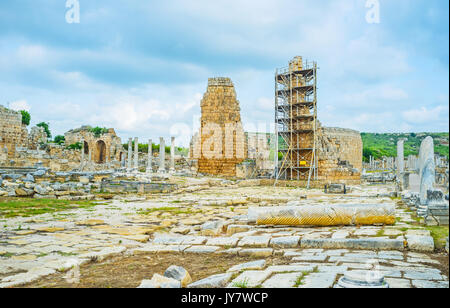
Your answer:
[126,137,176,173]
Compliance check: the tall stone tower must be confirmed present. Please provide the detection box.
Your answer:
[197,77,247,176]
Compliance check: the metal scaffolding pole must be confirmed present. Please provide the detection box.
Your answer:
[275,57,318,186]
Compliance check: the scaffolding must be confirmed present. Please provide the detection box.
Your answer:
[274,56,318,186]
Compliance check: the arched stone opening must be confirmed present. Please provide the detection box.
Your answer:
[95,140,107,164]
[84,141,89,155]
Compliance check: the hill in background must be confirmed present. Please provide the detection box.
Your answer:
[361,132,449,162]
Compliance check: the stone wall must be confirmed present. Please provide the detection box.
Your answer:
[28,126,47,150]
[316,124,362,183]
[0,105,28,156]
[321,127,363,171]
[0,107,124,172]
[197,78,247,177]
[8,145,82,171]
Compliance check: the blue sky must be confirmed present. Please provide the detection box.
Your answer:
[0,0,448,146]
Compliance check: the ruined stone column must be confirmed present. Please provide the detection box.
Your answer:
[121,154,126,167]
[170,136,175,173]
[147,139,153,173]
[419,136,436,205]
[397,139,405,181]
[158,137,166,173]
[80,139,85,169]
[134,137,139,171]
[127,138,132,171]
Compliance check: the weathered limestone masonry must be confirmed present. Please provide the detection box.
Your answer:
[65,126,124,165]
[316,125,362,184]
[27,126,47,150]
[0,105,37,157]
[13,145,81,171]
[197,78,247,177]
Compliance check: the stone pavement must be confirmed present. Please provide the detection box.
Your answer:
[0,179,448,288]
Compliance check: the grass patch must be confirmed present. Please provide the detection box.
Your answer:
[375,229,385,237]
[425,225,449,250]
[137,207,197,216]
[232,278,249,288]
[0,198,100,218]
[294,267,318,287]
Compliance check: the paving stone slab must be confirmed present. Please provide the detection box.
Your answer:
[226,225,253,235]
[405,235,434,252]
[411,280,449,288]
[188,273,233,288]
[291,255,328,262]
[227,260,266,273]
[301,238,405,250]
[407,257,440,265]
[298,272,337,288]
[377,253,404,260]
[180,236,208,245]
[229,270,272,288]
[184,246,220,254]
[215,248,241,255]
[403,270,443,281]
[323,249,349,256]
[266,264,316,274]
[331,231,350,239]
[269,236,300,248]
[238,236,271,248]
[317,265,348,274]
[152,236,185,245]
[262,272,303,288]
[206,237,239,247]
[238,248,273,258]
[384,278,411,288]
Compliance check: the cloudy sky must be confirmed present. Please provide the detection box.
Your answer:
[0,0,448,146]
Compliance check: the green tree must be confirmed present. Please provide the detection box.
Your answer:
[20,110,31,126]
[54,135,65,145]
[89,127,109,138]
[36,122,51,139]
[67,142,82,150]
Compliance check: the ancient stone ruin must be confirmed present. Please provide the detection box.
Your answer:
[65,126,124,167]
[275,57,363,186]
[0,59,448,290]
[316,126,362,185]
[196,77,247,177]
[0,105,46,157]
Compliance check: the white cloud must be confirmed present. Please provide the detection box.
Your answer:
[402,105,449,124]
[17,45,48,66]
[9,100,30,111]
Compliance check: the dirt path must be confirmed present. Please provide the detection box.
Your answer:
[18,253,288,288]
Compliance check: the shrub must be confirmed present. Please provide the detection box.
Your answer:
[54,135,65,145]
[67,142,82,150]
[20,110,31,126]
[89,127,109,138]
